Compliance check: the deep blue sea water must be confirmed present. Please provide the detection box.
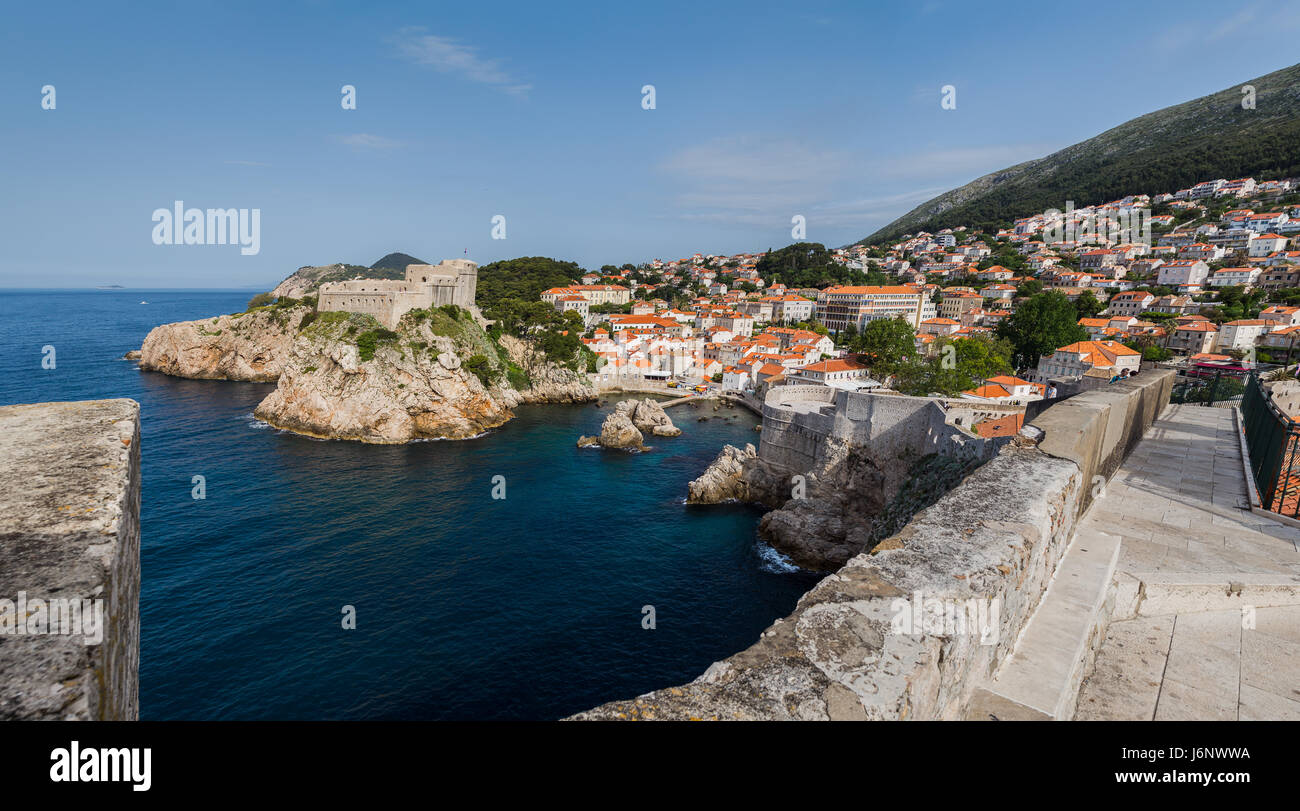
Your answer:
[0,289,817,719]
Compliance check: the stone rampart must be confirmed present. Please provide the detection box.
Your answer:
[0,399,141,720]
[571,370,1174,720]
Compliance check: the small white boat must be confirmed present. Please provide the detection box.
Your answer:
[139,300,148,304]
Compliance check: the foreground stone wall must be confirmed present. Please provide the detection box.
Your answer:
[0,400,141,720]
[572,370,1173,720]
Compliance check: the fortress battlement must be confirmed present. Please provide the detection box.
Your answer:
[317,260,478,329]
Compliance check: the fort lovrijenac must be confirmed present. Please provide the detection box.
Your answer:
[317,259,479,329]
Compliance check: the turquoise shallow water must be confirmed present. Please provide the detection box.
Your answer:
[0,289,816,719]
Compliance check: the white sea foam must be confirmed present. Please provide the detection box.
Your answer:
[410,429,493,442]
[756,541,801,574]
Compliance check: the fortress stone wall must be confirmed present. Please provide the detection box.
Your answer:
[318,259,479,329]
[574,370,1176,720]
[758,385,999,481]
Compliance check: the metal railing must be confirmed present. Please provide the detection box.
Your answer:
[1171,370,1247,407]
[1241,373,1300,517]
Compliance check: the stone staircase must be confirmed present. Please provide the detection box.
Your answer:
[966,526,1122,720]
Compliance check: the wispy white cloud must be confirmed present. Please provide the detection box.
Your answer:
[1152,2,1300,52]
[658,135,852,227]
[333,133,402,150]
[660,186,950,230]
[390,27,532,96]
[658,134,1053,232]
[874,143,1057,180]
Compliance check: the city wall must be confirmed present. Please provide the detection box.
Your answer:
[758,386,1000,480]
[316,285,432,330]
[572,370,1175,720]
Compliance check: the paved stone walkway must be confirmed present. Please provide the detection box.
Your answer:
[1074,405,1300,720]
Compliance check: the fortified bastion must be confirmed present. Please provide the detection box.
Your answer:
[575,369,1175,720]
[701,384,1014,570]
[759,384,1003,477]
[317,259,479,329]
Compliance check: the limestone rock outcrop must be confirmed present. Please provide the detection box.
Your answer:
[495,334,597,406]
[686,396,995,570]
[578,409,646,451]
[618,398,681,437]
[138,305,312,381]
[758,496,875,571]
[253,312,512,443]
[575,397,682,450]
[688,440,878,570]
[137,286,597,442]
[687,443,758,502]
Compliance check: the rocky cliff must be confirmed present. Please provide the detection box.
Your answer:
[138,300,596,443]
[138,304,313,381]
[252,310,515,443]
[495,334,597,407]
[687,443,783,504]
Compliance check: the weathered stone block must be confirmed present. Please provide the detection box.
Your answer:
[0,399,141,720]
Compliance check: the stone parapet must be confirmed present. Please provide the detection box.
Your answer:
[0,399,141,720]
[572,371,1173,720]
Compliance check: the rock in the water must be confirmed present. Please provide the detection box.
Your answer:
[758,499,873,571]
[122,350,142,361]
[687,443,757,503]
[579,398,680,450]
[596,409,645,450]
[616,398,681,437]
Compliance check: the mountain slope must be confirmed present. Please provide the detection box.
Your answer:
[861,62,1300,244]
[370,252,428,270]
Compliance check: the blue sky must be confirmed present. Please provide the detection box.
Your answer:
[1,0,1298,288]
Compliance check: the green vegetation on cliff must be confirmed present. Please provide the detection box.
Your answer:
[471,257,598,374]
[475,256,584,309]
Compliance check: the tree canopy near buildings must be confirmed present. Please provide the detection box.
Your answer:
[996,291,1089,369]
[476,256,586,309]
